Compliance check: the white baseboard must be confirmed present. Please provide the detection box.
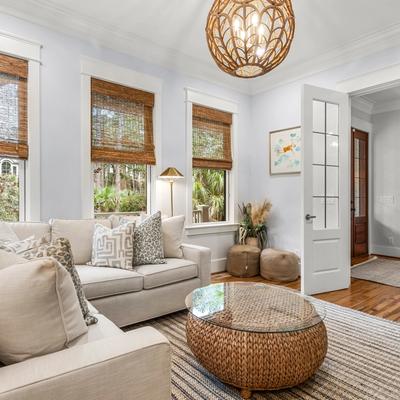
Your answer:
[371,244,400,258]
[211,258,227,273]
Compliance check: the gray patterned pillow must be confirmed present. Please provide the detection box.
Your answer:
[22,238,98,326]
[90,222,135,269]
[0,236,46,254]
[131,211,166,266]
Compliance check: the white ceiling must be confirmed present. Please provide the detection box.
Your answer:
[1,0,400,94]
[362,86,400,104]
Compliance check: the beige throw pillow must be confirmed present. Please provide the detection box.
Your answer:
[162,215,185,258]
[0,258,88,365]
[0,250,26,269]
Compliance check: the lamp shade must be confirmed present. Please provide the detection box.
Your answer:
[206,0,295,79]
[159,167,184,180]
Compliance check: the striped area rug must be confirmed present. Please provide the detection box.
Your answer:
[127,301,400,399]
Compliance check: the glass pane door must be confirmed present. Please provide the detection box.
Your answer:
[354,138,367,218]
[312,100,339,230]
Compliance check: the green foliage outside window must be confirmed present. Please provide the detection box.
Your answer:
[192,168,226,222]
[93,163,147,214]
[0,174,19,221]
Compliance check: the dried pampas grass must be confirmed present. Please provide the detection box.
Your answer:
[251,200,272,226]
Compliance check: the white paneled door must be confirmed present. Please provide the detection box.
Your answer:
[301,85,350,295]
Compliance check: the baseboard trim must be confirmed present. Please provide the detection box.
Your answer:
[370,244,400,258]
[211,258,227,273]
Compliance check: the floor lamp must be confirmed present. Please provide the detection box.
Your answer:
[159,167,184,216]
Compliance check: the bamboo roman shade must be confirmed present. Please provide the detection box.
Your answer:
[192,104,232,170]
[91,78,156,165]
[0,54,28,160]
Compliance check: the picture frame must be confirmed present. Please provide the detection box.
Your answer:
[269,126,301,175]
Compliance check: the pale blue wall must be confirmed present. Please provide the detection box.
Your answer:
[0,13,252,222]
[250,46,400,254]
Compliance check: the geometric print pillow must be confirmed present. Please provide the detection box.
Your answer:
[90,222,135,270]
[21,237,98,326]
[0,235,47,254]
[130,211,166,266]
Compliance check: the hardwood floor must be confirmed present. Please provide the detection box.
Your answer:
[212,272,400,322]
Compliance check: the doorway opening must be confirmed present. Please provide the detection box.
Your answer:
[351,85,400,267]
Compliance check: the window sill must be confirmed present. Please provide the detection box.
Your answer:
[185,222,238,237]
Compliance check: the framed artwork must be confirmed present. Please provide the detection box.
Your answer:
[269,126,301,175]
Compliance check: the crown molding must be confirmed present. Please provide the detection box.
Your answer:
[1,1,400,97]
[0,0,251,95]
[351,97,374,115]
[249,22,400,95]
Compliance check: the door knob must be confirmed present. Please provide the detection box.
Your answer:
[305,214,316,221]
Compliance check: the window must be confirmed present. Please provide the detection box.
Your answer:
[90,78,155,216]
[192,104,232,224]
[0,54,28,221]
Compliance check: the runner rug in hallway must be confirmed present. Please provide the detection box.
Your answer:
[352,257,400,287]
[125,300,400,399]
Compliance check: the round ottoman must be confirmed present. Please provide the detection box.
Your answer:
[260,248,300,282]
[227,245,261,277]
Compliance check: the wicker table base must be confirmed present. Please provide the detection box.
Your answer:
[186,313,328,399]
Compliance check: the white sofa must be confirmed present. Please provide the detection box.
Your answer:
[0,218,212,400]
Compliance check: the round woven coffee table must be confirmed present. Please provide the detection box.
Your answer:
[185,283,327,399]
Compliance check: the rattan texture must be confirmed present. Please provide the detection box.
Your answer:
[186,284,328,395]
[206,0,295,78]
[187,312,327,392]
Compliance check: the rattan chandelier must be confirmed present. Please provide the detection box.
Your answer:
[206,0,295,78]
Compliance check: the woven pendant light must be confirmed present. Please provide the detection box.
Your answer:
[206,0,295,79]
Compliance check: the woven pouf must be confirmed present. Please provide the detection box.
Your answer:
[227,245,261,277]
[260,248,300,282]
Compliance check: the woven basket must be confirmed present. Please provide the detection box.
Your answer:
[186,313,327,395]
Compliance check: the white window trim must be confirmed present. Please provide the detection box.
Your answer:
[80,57,162,218]
[185,87,239,234]
[0,31,41,221]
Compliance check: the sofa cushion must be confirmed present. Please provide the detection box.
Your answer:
[22,238,98,326]
[76,265,144,300]
[69,314,123,347]
[6,222,50,241]
[0,250,26,269]
[0,222,19,243]
[162,215,185,258]
[134,258,198,289]
[50,219,111,264]
[0,258,87,365]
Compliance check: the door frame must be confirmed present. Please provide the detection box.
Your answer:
[337,63,400,261]
[351,128,369,262]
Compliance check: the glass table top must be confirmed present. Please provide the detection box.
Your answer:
[185,282,326,333]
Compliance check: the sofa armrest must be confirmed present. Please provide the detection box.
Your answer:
[0,327,171,400]
[181,243,211,287]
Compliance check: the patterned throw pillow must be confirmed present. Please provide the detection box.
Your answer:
[90,223,135,269]
[22,238,98,326]
[131,211,166,266]
[0,236,46,254]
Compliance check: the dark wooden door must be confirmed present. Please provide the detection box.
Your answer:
[351,128,369,260]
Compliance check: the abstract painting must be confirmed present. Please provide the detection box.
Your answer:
[269,126,301,175]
